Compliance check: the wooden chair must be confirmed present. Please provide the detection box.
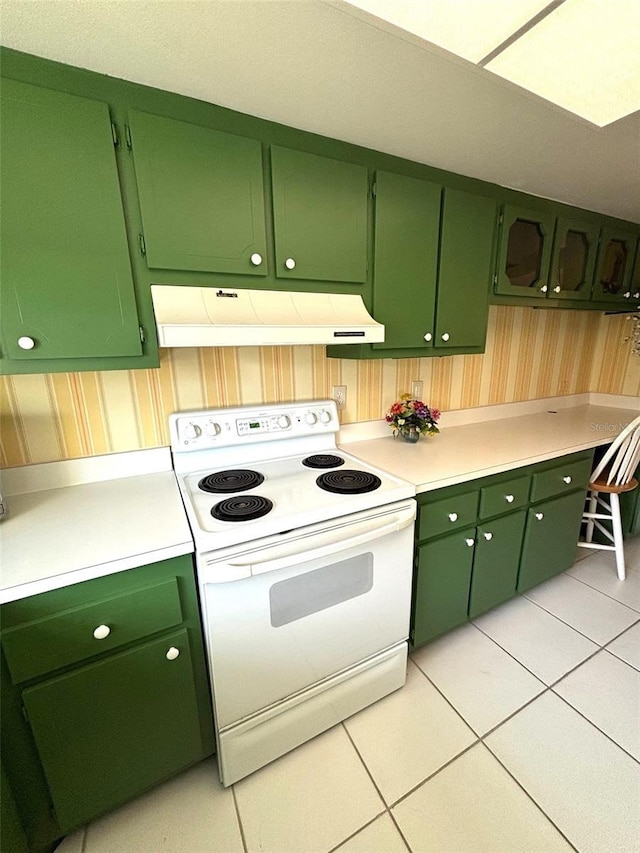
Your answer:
[577,415,640,580]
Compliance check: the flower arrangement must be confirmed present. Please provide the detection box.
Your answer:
[386,393,440,438]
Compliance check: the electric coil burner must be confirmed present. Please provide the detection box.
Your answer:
[199,469,264,493]
[302,454,344,469]
[169,400,416,788]
[316,470,382,494]
[211,495,273,522]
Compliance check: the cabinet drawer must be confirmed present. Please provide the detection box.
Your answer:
[418,491,478,541]
[1,578,183,684]
[530,456,592,503]
[478,475,530,519]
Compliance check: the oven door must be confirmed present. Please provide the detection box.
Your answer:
[198,498,416,729]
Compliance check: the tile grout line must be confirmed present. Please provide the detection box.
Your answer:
[565,568,640,614]
[230,784,249,853]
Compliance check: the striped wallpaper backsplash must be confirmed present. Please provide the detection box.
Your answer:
[1,306,638,468]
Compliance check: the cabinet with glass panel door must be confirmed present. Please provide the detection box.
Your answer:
[591,227,639,305]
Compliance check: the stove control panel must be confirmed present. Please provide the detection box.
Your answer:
[170,401,338,450]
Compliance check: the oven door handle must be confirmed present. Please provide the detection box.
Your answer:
[205,506,415,582]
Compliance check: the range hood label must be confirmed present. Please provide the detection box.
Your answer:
[333,331,365,337]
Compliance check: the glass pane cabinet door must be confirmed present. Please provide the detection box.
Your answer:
[593,228,638,303]
[494,205,555,298]
[549,218,599,301]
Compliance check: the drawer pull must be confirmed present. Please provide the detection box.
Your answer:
[535,512,544,521]
[284,257,296,270]
[483,532,493,541]
[505,494,514,503]
[448,512,458,522]
[250,252,263,266]
[166,647,180,661]
[93,624,111,640]
[563,476,572,484]
[465,538,475,547]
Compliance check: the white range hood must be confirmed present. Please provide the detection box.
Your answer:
[151,285,384,347]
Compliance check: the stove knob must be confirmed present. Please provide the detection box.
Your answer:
[304,411,318,425]
[319,410,331,424]
[205,420,221,437]
[277,415,291,429]
[184,422,202,440]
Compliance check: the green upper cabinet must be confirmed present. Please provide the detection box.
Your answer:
[371,171,440,350]
[592,227,639,304]
[128,111,268,276]
[494,204,556,298]
[548,217,600,301]
[270,146,369,283]
[0,79,142,365]
[435,188,497,349]
[367,174,495,357]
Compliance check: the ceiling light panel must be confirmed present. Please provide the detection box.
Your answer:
[343,0,553,62]
[486,0,640,126]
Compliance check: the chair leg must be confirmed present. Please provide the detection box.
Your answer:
[609,492,626,581]
[585,491,598,542]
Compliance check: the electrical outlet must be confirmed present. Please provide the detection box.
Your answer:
[332,385,347,410]
[411,380,423,400]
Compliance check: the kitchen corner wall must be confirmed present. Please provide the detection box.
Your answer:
[1,306,638,468]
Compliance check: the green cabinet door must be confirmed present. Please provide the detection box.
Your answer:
[0,79,142,362]
[129,111,267,276]
[517,491,587,593]
[435,188,497,350]
[22,629,205,832]
[592,227,638,304]
[270,146,369,283]
[549,217,600,301]
[371,171,440,351]
[494,205,555,298]
[468,511,526,619]
[412,530,475,647]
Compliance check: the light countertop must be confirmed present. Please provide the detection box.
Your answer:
[339,401,640,493]
[2,395,637,604]
[0,449,193,603]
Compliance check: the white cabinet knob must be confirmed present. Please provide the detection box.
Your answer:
[563,476,572,484]
[448,512,458,522]
[250,252,263,266]
[535,512,544,521]
[441,332,450,342]
[465,538,475,547]
[633,292,640,299]
[540,285,548,293]
[553,285,561,293]
[93,624,111,640]
[623,291,631,298]
[17,336,35,350]
[424,332,433,342]
[483,532,493,541]
[505,494,514,503]
[166,647,180,661]
[285,257,296,270]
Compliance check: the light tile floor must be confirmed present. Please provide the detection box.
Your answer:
[59,538,640,853]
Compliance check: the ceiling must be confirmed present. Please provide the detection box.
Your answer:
[1,0,639,223]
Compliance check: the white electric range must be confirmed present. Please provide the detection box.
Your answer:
[170,400,416,785]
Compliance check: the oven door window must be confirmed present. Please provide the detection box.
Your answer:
[269,553,373,628]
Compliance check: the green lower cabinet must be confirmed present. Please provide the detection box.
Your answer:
[0,555,214,851]
[1,763,29,853]
[22,628,203,832]
[412,529,475,647]
[468,512,527,619]
[517,490,587,593]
